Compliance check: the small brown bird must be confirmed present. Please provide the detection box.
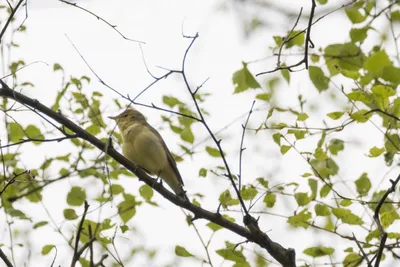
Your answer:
[109,108,188,200]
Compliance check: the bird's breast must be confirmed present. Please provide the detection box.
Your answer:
[121,123,168,175]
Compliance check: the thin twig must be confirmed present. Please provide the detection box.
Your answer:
[257,0,316,76]
[71,201,90,267]
[0,0,25,45]
[353,233,372,267]
[58,0,144,44]
[65,36,198,121]
[238,100,255,195]
[373,174,400,267]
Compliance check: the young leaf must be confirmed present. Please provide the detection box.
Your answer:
[175,245,194,257]
[232,62,261,93]
[309,66,329,92]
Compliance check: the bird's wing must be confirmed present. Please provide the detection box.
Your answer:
[147,124,184,186]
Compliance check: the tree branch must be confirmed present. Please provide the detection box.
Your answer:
[0,79,296,267]
[0,0,25,44]
[0,248,13,267]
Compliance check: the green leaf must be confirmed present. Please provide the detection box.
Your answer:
[294,192,310,206]
[350,27,369,43]
[371,85,395,98]
[206,146,222,157]
[257,177,269,188]
[85,124,101,136]
[216,242,247,264]
[263,193,276,208]
[180,127,194,144]
[332,208,364,225]
[345,7,366,24]
[281,68,290,84]
[241,185,258,201]
[303,246,334,258]
[343,253,362,267]
[56,154,71,162]
[139,185,154,202]
[297,113,308,121]
[314,147,328,161]
[207,221,222,232]
[309,66,329,92]
[255,93,272,102]
[287,129,307,140]
[320,184,332,198]
[327,111,344,120]
[308,178,318,199]
[9,122,25,143]
[346,91,372,105]
[350,109,372,123]
[25,125,44,144]
[66,187,86,206]
[287,209,312,229]
[381,211,399,228]
[120,225,129,233]
[175,245,194,257]
[53,63,63,71]
[7,208,30,220]
[341,69,360,80]
[324,43,364,72]
[368,147,385,157]
[364,50,392,77]
[316,0,327,5]
[388,232,400,239]
[63,208,78,220]
[311,54,320,63]
[41,245,55,255]
[328,139,344,155]
[219,190,240,208]
[33,221,48,229]
[232,62,261,94]
[280,145,291,155]
[109,184,124,195]
[118,194,138,223]
[285,30,305,48]
[199,168,207,177]
[392,10,400,21]
[207,215,234,232]
[163,96,182,108]
[382,66,400,84]
[310,158,339,179]
[369,190,394,214]
[315,204,331,216]
[340,199,352,207]
[273,36,283,47]
[385,134,400,153]
[272,133,281,146]
[355,173,371,196]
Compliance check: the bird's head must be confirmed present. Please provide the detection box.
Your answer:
[108,108,146,131]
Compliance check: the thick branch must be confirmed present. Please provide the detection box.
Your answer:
[0,248,13,267]
[0,81,296,267]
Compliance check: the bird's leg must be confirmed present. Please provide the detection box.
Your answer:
[152,171,163,188]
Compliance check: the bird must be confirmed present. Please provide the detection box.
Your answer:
[108,108,188,201]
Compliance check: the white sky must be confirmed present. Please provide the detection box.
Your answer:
[1,0,399,266]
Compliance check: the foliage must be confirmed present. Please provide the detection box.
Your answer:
[1,1,400,267]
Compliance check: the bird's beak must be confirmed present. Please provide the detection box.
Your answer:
[108,116,117,120]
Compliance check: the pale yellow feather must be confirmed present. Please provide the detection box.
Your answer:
[109,108,186,197]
